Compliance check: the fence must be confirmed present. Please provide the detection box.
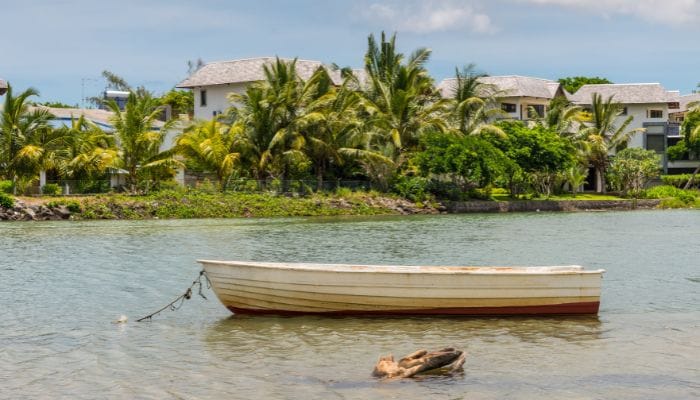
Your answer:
[195,179,375,195]
[21,180,113,195]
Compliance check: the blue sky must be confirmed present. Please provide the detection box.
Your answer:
[2,0,699,105]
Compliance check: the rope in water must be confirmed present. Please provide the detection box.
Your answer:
[136,270,212,322]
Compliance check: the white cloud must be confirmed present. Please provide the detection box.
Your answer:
[521,0,700,25]
[365,1,497,34]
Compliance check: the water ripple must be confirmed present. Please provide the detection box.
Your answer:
[2,212,699,399]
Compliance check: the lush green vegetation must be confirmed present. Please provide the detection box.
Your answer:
[0,191,13,208]
[667,102,700,188]
[1,31,696,208]
[33,190,413,219]
[642,185,700,208]
[661,174,700,189]
[607,148,660,197]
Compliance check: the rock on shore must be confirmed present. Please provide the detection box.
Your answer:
[0,200,72,221]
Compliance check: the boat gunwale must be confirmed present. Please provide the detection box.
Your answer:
[198,260,606,275]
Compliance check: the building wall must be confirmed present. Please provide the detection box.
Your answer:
[497,96,551,120]
[621,103,669,149]
[192,82,250,120]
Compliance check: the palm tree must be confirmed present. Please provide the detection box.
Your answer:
[446,65,505,137]
[578,93,643,192]
[57,115,118,180]
[175,119,240,190]
[279,71,355,189]
[0,85,55,193]
[537,97,584,137]
[106,92,175,191]
[229,58,325,188]
[360,32,447,164]
[228,84,277,183]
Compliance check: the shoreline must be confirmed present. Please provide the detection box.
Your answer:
[0,192,674,222]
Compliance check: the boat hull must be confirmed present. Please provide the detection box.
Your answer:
[198,260,604,316]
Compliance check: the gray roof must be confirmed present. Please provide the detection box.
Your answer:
[31,106,165,128]
[569,83,679,105]
[176,57,343,88]
[0,79,7,95]
[437,75,562,99]
[676,93,700,112]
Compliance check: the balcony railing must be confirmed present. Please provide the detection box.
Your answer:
[667,123,681,137]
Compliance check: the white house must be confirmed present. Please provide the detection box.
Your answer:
[668,93,700,124]
[436,75,566,120]
[176,57,344,120]
[568,83,682,173]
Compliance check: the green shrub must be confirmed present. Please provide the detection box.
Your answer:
[41,183,62,196]
[660,174,699,189]
[46,199,82,213]
[0,180,13,194]
[644,185,697,205]
[66,201,81,213]
[77,180,111,194]
[150,180,182,193]
[334,187,353,197]
[607,148,660,198]
[195,179,219,194]
[392,176,430,202]
[469,186,493,200]
[658,198,691,209]
[426,180,464,201]
[0,192,14,208]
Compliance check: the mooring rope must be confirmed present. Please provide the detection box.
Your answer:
[136,270,212,322]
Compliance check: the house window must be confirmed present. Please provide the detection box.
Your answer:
[501,103,517,113]
[648,109,663,118]
[530,104,545,117]
[620,107,628,116]
[200,90,207,107]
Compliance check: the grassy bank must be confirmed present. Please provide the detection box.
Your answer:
[23,190,436,220]
[6,184,699,221]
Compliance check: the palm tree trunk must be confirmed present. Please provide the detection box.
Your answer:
[595,167,605,193]
[316,162,324,192]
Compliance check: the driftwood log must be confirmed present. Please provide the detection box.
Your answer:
[372,348,466,379]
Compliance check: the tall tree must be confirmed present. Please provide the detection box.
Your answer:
[159,89,194,118]
[446,65,504,137]
[360,32,447,164]
[578,93,643,192]
[0,85,55,193]
[558,76,612,94]
[292,74,364,190]
[106,92,175,191]
[56,115,117,180]
[228,58,308,185]
[175,119,240,190]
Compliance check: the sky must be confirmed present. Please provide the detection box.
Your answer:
[2,0,700,105]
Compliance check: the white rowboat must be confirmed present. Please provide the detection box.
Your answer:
[198,260,604,316]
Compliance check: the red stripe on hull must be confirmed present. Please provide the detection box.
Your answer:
[226,301,600,316]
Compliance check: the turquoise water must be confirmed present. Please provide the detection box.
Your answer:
[1,211,698,399]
